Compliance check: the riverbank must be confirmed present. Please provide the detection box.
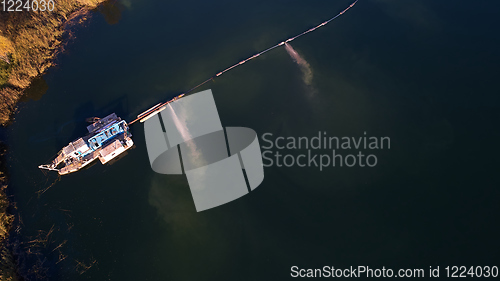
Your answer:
[0,143,16,281]
[0,0,110,125]
[0,0,108,279]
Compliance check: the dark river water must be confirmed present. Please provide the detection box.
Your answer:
[5,0,500,280]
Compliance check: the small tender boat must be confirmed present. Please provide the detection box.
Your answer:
[39,113,133,175]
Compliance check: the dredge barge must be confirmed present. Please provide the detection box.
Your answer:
[39,94,185,175]
[39,113,134,175]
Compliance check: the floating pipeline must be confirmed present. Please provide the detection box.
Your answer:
[129,0,358,125]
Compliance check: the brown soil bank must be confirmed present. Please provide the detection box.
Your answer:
[0,0,110,279]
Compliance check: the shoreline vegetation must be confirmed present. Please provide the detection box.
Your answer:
[0,0,114,279]
[0,0,109,125]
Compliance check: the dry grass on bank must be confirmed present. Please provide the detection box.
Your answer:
[0,0,106,125]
